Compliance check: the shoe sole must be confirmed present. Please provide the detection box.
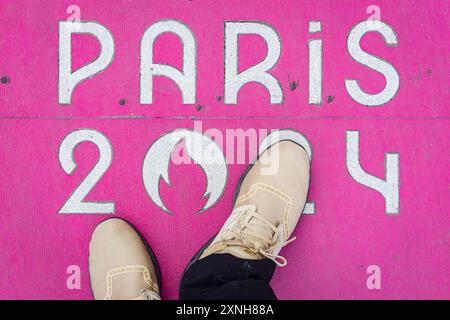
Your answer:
[88,217,162,299]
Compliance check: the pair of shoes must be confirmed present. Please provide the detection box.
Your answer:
[89,140,310,299]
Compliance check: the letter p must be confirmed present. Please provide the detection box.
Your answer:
[58,21,114,104]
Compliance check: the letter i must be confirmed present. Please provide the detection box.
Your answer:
[308,21,322,105]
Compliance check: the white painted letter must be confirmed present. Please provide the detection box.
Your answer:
[140,20,196,104]
[345,21,399,106]
[224,22,282,104]
[308,21,323,105]
[59,21,114,104]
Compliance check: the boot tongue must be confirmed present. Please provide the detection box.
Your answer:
[218,245,260,260]
[202,205,278,260]
[242,214,275,250]
[218,214,275,259]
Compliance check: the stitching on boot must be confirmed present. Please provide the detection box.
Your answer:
[236,183,292,239]
[104,265,158,300]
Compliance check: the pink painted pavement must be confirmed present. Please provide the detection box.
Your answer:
[0,0,449,299]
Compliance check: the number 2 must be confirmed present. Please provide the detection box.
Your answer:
[58,129,114,214]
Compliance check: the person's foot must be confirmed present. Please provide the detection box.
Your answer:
[200,140,310,266]
[89,218,161,300]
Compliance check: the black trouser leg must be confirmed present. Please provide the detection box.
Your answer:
[179,254,277,300]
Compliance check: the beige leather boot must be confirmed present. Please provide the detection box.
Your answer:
[89,218,161,300]
[199,140,310,266]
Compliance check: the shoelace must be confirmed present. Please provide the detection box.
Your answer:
[220,205,296,267]
[138,289,161,300]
